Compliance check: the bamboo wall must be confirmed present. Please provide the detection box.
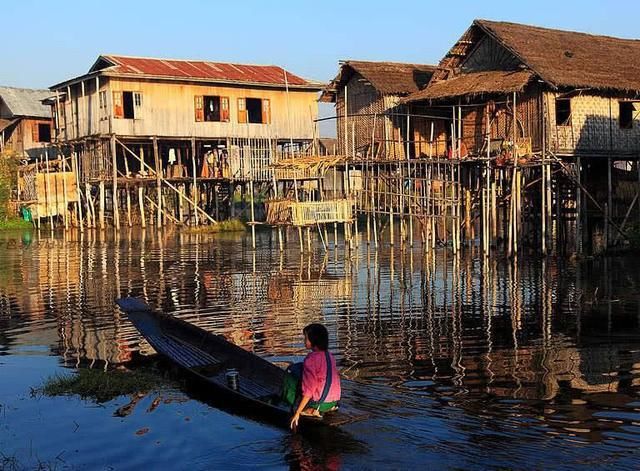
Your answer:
[545,92,640,156]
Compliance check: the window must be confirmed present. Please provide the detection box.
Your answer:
[113,91,142,119]
[32,123,51,143]
[555,98,571,126]
[38,123,51,142]
[246,98,262,123]
[238,97,271,124]
[122,91,134,119]
[99,91,107,109]
[195,95,229,122]
[620,101,635,129]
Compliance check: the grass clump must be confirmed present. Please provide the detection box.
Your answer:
[185,218,246,234]
[0,217,32,231]
[40,368,170,403]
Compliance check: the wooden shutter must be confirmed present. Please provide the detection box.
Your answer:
[262,99,271,124]
[237,98,247,123]
[113,91,123,119]
[31,122,39,142]
[195,96,204,122]
[221,97,230,122]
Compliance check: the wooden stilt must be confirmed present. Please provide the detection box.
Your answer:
[138,186,146,228]
[152,137,162,228]
[111,134,120,229]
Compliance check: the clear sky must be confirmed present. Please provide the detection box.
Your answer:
[2,0,638,134]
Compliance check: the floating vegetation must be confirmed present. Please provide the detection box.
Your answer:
[184,218,246,234]
[0,217,32,231]
[40,368,175,403]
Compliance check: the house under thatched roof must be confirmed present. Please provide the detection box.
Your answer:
[321,60,436,102]
[405,19,640,103]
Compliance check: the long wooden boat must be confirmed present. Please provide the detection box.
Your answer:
[115,297,365,429]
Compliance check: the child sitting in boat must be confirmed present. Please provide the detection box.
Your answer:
[284,323,341,430]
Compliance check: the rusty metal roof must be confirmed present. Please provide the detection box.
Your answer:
[85,55,322,89]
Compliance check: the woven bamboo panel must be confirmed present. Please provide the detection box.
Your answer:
[34,172,78,217]
[290,199,354,226]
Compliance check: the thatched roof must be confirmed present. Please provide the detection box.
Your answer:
[475,20,640,93]
[405,70,533,102]
[321,60,436,102]
[406,19,640,103]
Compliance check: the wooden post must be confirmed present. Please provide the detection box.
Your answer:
[111,134,120,229]
[61,155,69,230]
[191,138,198,226]
[44,149,54,229]
[249,149,256,250]
[607,156,612,248]
[153,137,162,227]
[576,156,582,254]
[71,151,84,232]
[138,186,146,228]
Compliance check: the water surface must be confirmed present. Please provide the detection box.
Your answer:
[1,228,640,469]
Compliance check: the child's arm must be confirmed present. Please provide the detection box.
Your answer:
[289,394,312,431]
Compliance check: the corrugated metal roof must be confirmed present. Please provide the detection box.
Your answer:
[91,55,321,89]
[0,86,51,119]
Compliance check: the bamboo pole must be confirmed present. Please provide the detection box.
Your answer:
[249,147,256,250]
[117,138,216,225]
[145,195,181,225]
[71,151,84,232]
[152,137,162,228]
[110,134,120,229]
[138,186,146,228]
[191,139,199,226]
[44,149,54,229]
[61,155,69,230]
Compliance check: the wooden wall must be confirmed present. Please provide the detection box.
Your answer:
[54,77,318,141]
[2,118,52,159]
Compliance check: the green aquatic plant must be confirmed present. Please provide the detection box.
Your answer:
[0,218,32,230]
[40,368,174,403]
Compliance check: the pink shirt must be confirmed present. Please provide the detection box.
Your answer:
[301,350,341,403]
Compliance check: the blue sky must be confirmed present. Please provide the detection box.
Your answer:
[2,0,637,135]
[2,0,638,89]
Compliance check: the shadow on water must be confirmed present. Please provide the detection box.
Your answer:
[1,227,640,468]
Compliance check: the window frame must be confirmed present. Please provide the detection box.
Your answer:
[619,101,635,130]
[555,98,572,127]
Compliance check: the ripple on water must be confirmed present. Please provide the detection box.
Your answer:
[1,230,640,469]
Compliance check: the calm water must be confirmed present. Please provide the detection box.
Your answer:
[1,228,640,470]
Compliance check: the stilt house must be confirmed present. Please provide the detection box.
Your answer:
[45,54,323,227]
[0,86,52,159]
[321,61,436,159]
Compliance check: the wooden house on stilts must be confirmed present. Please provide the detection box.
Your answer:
[403,20,640,254]
[46,54,323,229]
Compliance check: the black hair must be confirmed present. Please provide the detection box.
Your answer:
[303,323,329,351]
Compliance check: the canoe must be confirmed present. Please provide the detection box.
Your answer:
[115,297,366,430]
